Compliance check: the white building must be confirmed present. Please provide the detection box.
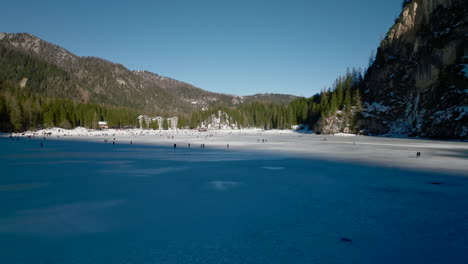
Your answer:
[138,115,177,130]
[138,115,151,128]
[98,121,108,130]
[153,117,164,130]
[166,117,178,130]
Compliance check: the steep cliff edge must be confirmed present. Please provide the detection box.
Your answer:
[361,0,468,139]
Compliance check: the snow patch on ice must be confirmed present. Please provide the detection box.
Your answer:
[99,167,190,177]
[262,166,285,170]
[334,133,356,137]
[97,160,134,165]
[208,181,241,191]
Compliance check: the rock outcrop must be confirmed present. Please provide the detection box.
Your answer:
[361,0,468,139]
[317,108,359,135]
[199,110,239,130]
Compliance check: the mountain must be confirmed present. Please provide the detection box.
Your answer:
[239,93,300,105]
[0,32,298,115]
[2,0,466,138]
[359,0,468,138]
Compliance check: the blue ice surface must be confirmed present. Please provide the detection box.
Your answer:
[0,137,467,264]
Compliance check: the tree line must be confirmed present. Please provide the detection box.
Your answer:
[0,80,139,132]
[1,67,364,133]
[188,68,364,131]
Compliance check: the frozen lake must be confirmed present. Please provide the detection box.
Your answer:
[1,130,467,263]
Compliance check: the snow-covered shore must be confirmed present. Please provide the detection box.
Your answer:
[3,127,468,175]
[9,127,291,137]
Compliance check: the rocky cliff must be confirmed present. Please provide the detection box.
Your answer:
[199,110,239,130]
[361,0,467,139]
[318,108,359,135]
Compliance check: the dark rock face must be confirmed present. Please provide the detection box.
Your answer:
[361,0,468,139]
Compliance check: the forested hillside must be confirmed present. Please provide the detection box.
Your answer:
[0,33,297,115]
[0,65,363,132]
[190,69,363,130]
[0,80,139,132]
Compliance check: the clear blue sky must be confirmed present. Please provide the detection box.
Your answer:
[1,0,402,97]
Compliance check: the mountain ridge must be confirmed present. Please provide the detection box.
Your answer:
[0,32,299,115]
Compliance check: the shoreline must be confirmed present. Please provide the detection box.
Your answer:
[1,128,467,176]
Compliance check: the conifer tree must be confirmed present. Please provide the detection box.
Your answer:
[320,92,329,116]
[344,86,352,111]
[92,112,98,129]
[329,92,338,115]
[8,97,22,132]
[353,89,363,111]
[59,119,72,129]
[0,94,9,131]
